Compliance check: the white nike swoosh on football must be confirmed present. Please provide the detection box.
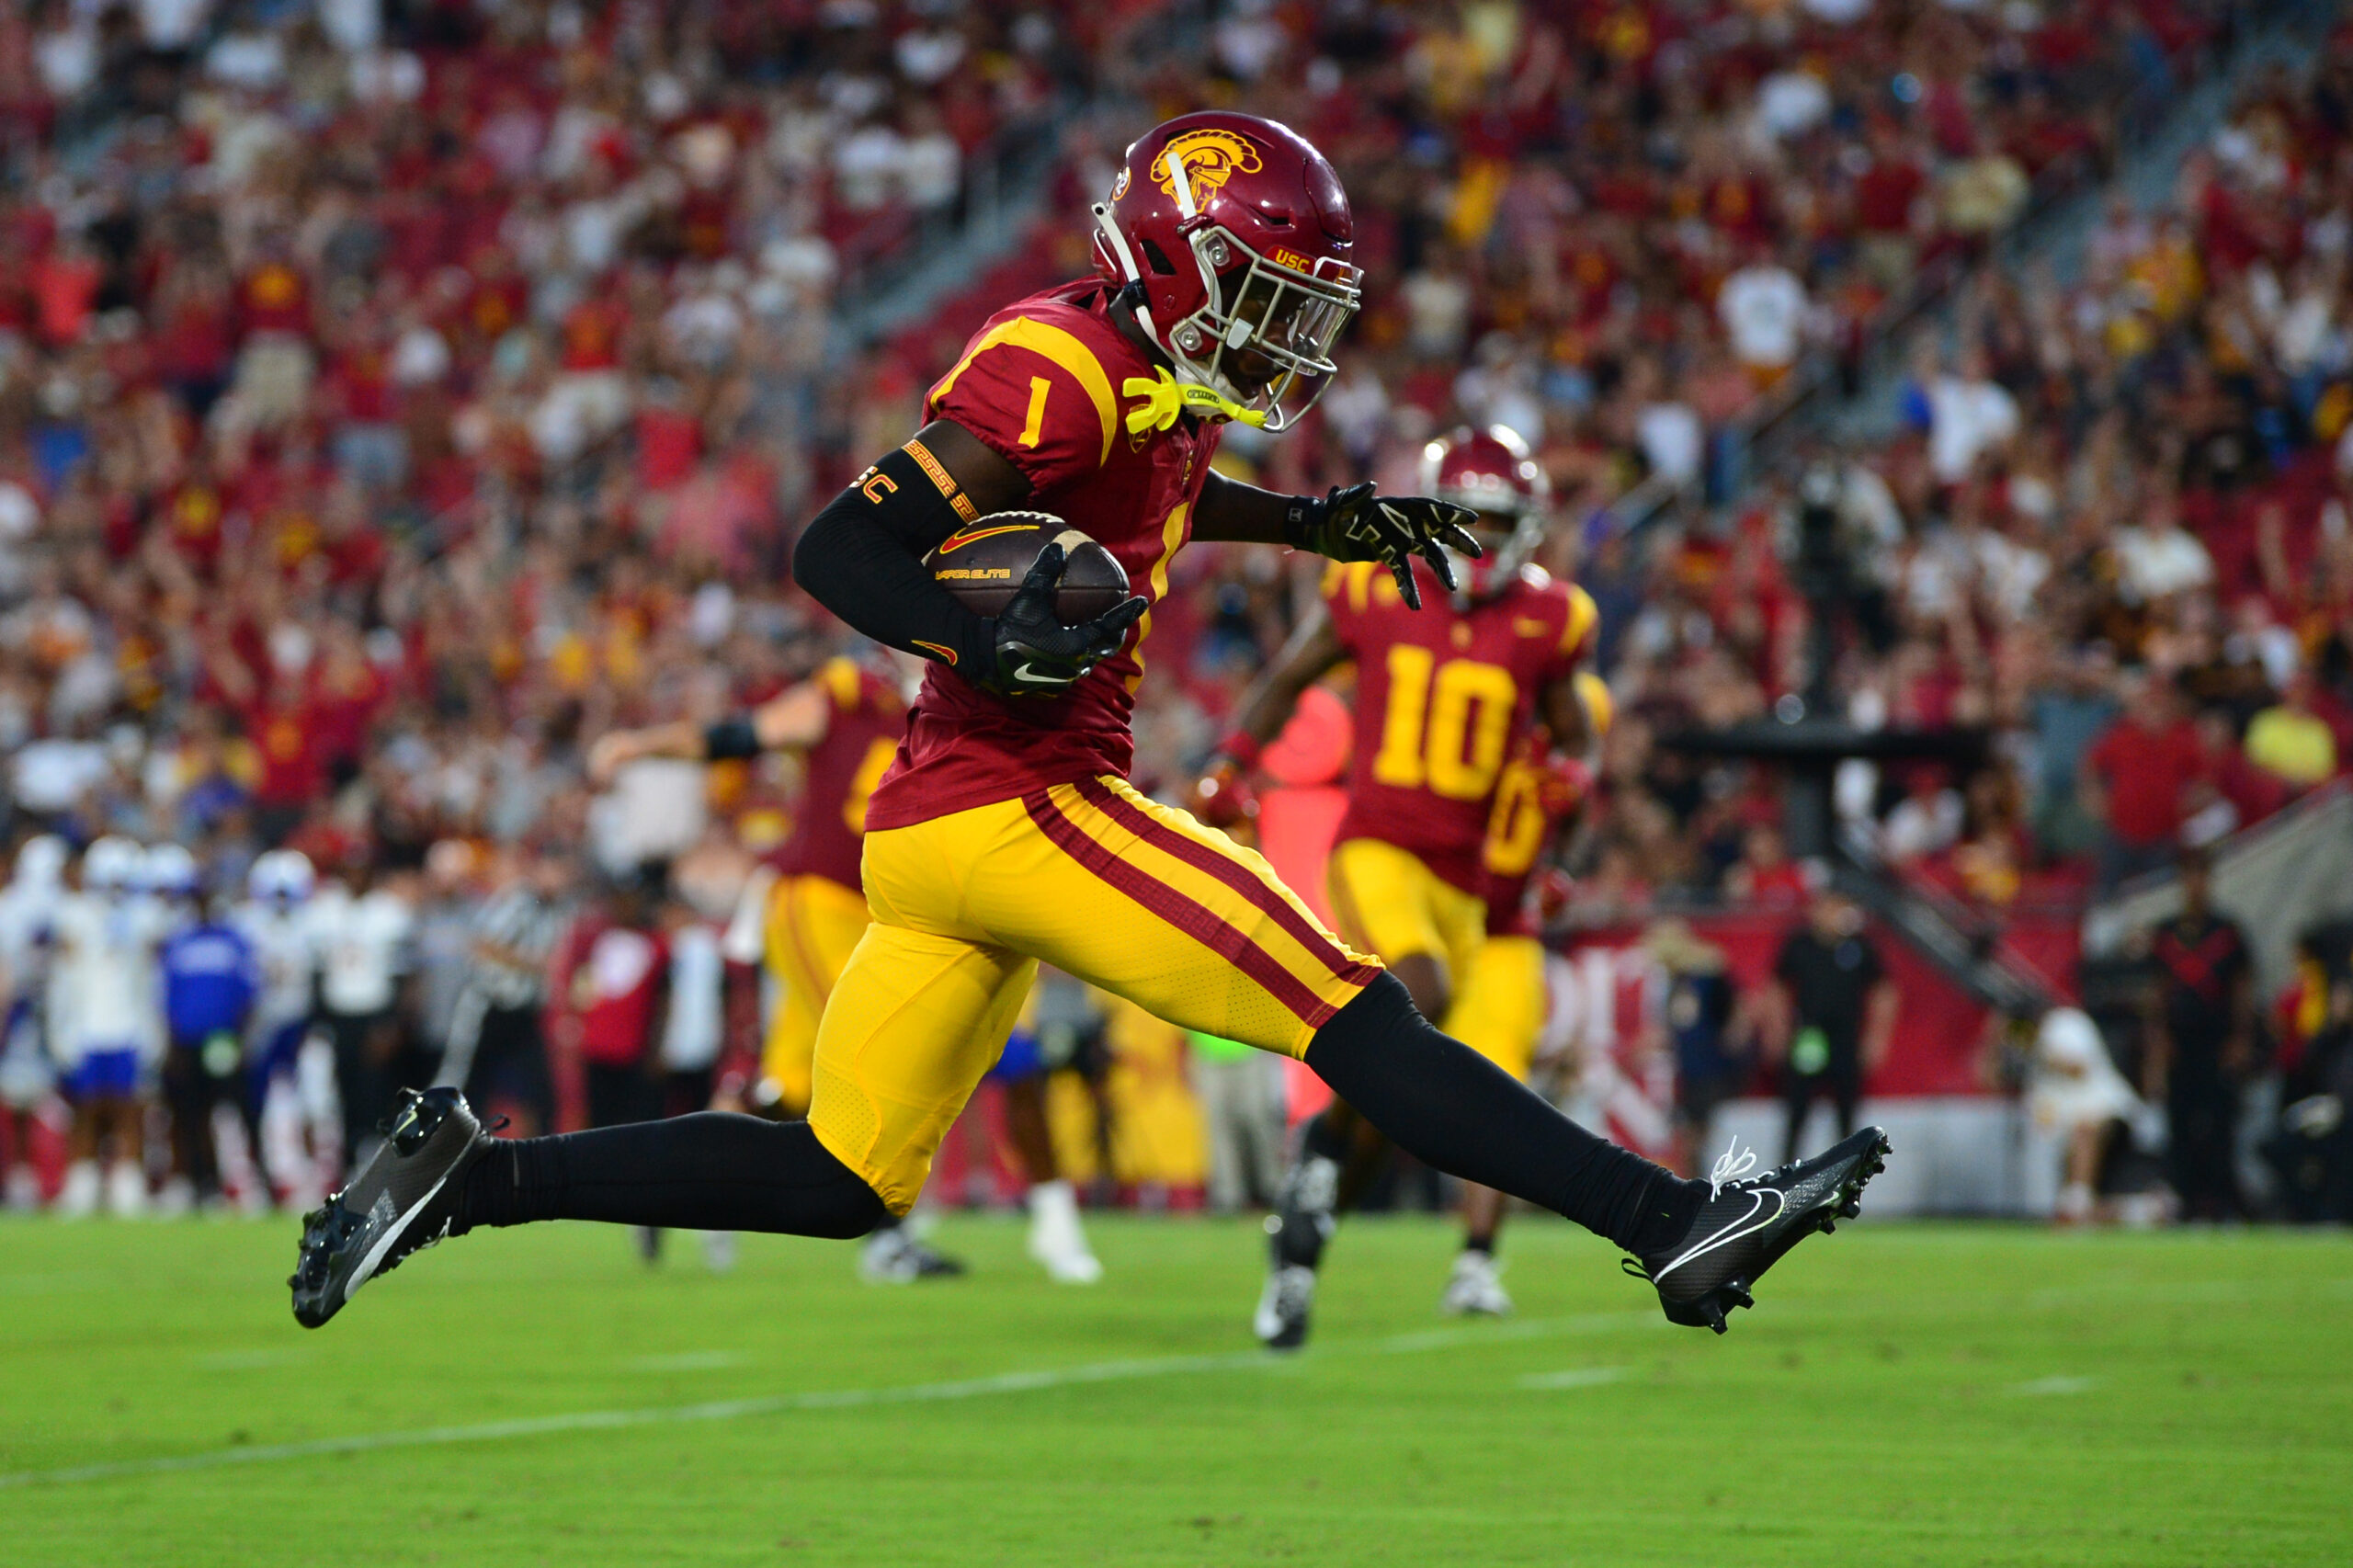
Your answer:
[1652,1187,1786,1284]
[1011,665,1067,685]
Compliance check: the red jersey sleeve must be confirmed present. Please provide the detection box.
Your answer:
[1539,582,1600,685]
[924,312,1123,493]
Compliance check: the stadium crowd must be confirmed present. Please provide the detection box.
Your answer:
[1,0,2351,1223]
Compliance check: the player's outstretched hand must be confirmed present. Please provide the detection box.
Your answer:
[977,541,1148,699]
[1291,483,1481,610]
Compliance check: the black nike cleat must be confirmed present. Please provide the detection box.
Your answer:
[1253,1264,1316,1350]
[1627,1126,1891,1335]
[1252,1151,1337,1350]
[858,1225,968,1283]
[289,1086,496,1329]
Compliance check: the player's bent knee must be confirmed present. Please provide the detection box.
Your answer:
[766,1119,891,1238]
[1303,969,1424,1064]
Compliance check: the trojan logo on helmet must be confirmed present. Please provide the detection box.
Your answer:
[1147,128,1263,195]
[1090,110,1361,432]
[1420,425,1552,599]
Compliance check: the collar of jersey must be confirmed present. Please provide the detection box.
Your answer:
[1122,366,1267,434]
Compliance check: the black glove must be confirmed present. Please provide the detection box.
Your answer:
[972,541,1149,699]
[1283,483,1482,610]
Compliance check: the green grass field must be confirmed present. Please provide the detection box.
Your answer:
[3,1213,2347,1566]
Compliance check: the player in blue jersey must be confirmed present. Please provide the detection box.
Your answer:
[157,848,263,1212]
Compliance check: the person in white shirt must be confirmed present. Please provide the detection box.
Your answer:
[1926,349,2021,483]
[2111,498,2216,605]
[232,849,329,1206]
[658,901,726,1115]
[1718,249,1810,379]
[308,861,418,1171]
[0,835,68,1210]
[48,837,172,1217]
[2029,1007,2159,1224]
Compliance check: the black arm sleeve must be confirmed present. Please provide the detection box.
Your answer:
[702,718,760,760]
[790,447,995,674]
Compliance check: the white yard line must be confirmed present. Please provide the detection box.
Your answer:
[623,1350,752,1373]
[1377,1309,1654,1354]
[2008,1375,2097,1396]
[192,1348,313,1372]
[3,1312,1662,1491]
[1518,1367,1629,1391]
[0,1351,1274,1491]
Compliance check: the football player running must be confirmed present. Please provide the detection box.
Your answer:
[1201,426,1597,1343]
[292,113,1885,1340]
[1440,687,1611,1313]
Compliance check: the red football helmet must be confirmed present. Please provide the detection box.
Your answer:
[1419,425,1551,597]
[1091,111,1360,431]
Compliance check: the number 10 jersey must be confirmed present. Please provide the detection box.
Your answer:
[1324,557,1596,896]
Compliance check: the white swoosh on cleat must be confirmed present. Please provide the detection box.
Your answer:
[343,1172,454,1305]
[1652,1187,1785,1285]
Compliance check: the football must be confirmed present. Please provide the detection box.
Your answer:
[924,513,1130,622]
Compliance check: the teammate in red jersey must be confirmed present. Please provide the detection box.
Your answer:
[591,650,1101,1283]
[295,113,1885,1344]
[1439,696,1609,1312]
[589,653,962,1280]
[1201,426,1608,1343]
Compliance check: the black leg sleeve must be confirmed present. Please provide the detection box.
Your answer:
[457,1114,887,1240]
[1303,973,1699,1256]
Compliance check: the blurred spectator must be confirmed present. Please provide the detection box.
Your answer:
[2143,848,2256,1220]
[2028,1006,2163,1225]
[1764,888,1897,1163]
[656,893,725,1119]
[2243,675,2339,789]
[1188,1028,1285,1214]
[1923,348,2020,486]
[554,873,668,1136]
[309,858,417,1165]
[447,848,565,1136]
[0,835,67,1211]
[158,888,259,1210]
[2083,673,2203,890]
[49,836,168,1217]
[1647,918,1745,1178]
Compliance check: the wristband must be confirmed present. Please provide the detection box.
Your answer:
[703,717,760,761]
[1214,730,1263,770]
[1280,493,1322,551]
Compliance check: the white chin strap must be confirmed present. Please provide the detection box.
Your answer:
[1091,200,1161,347]
[1162,146,1199,218]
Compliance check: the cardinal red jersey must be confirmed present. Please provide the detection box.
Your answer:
[772,656,908,892]
[866,280,1222,831]
[1326,559,1596,896]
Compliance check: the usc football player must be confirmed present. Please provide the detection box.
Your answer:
[292,112,1886,1340]
[1203,425,1603,1342]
